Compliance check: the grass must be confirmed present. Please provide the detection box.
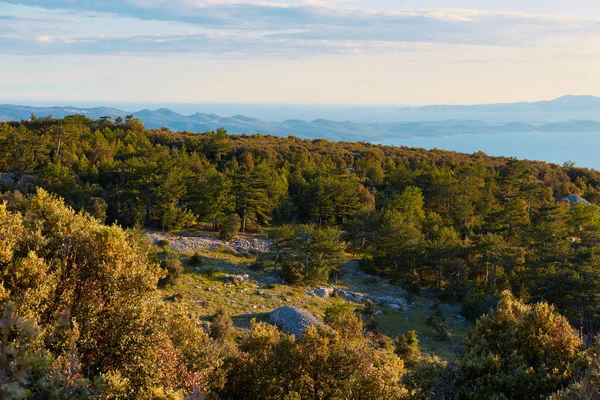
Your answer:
[373,300,472,359]
[159,243,473,360]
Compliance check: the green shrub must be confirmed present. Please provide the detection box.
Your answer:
[158,258,183,287]
[249,260,265,271]
[428,305,451,340]
[210,306,234,342]
[157,239,170,248]
[204,266,220,278]
[219,214,241,241]
[394,330,421,365]
[461,294,499,321]
[188,253,202,267]
[281,260,304,284]
[363,299,376,317]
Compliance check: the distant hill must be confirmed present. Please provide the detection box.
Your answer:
[3,98,600,141]
[399,95,600,113]
[0,105,128,122]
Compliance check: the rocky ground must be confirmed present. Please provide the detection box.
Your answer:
[306,286,411,311]
[269,306,324,338]
[149,231,274,254]
[153,232,472,357]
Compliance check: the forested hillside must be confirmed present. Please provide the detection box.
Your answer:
[3,115,600,398]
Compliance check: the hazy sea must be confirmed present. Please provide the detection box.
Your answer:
[383,131,600,170]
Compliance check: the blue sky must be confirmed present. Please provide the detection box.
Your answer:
[2,0,600,105]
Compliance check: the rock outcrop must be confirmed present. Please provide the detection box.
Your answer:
[306,286,411,311]
[268,306,323,338]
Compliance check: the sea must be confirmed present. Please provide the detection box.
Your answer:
[382,131,600,171]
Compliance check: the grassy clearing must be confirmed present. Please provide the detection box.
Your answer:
[159,244,473,360]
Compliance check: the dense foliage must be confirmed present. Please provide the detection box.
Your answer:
[3,116,600,334]
[4,116,600,398]
[0,189,221,398]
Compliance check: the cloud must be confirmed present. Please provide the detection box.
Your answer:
[36,35,53,42]
[2,0,600,57]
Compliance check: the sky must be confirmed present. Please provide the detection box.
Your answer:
[2,0,600,105]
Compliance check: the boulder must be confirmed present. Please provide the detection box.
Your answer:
[334,288,366,303]
[269,306,323,338]
[313,287,335,298]
[561,194,592,207]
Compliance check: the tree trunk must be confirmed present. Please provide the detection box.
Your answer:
[145,184,151,228]
[241,203,247,232]
[437,259,443,291]
[485,262,489,285]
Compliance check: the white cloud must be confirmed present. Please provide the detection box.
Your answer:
[2,0,600,59]
[36,35,52,42]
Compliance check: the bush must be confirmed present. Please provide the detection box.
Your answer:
[158,258,184,287]
[428,305,451,340]
[363,299,376,317]
[404,357,458,400]
[281,260,304,284]
[249,259,265,271]
[224,247,239,256]
[324,303,358,326]
[210,306,234,342]
[366,316,381,333]
[188,253,202,267]
[204,266,220,278]
[217,320,406,399]
[457,291,587,400]
[394,330,421,365]
[157,239,170,248]
[219,214,241,241]
[461,293,499,321]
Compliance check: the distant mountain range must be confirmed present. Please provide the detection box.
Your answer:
[398,95,600,113]
[2,95,600,142]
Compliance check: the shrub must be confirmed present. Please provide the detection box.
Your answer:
[366,316,381,333]
[158,258,184,287]
[210,307,234,342]
[157,239,170,248]
[249,259,265,271]
[461,293,499,321]
[363,299,376,317]
[188,253,202,267]
[457,291,587,400]
[428,305,451,340]
[224,247,239,256]
[87,196,108,223]
[281,260,304,284]
[217,321,407,399]
[204,266,220,278]
[404,357,458,400]
[394,330,421,365]
[219,214,241,241]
